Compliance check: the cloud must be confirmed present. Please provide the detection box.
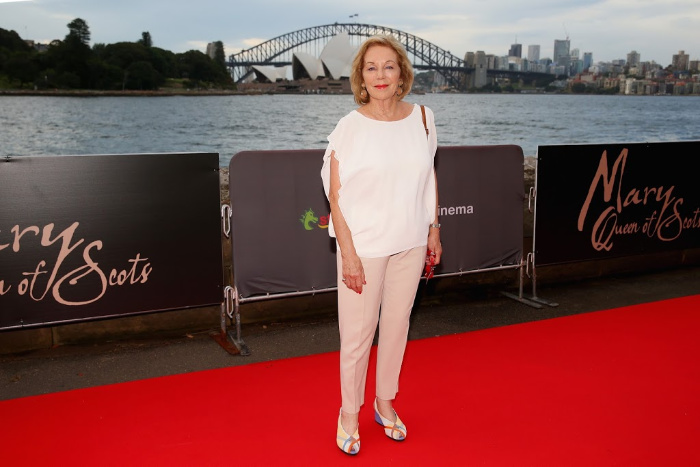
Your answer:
[242,38,266,48]
[2,0,698,64]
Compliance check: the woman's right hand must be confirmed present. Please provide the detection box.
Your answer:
[341,253,366,294]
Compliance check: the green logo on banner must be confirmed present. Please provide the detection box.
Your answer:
[300,208,329,230]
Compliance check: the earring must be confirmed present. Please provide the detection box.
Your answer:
[360,83,367,98]
[396,82,403,96]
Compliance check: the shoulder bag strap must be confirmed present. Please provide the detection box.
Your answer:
[420,105,429,138]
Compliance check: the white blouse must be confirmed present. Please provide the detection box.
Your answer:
[321,104,438,258]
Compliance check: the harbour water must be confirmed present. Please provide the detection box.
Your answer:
[1,93,698,167]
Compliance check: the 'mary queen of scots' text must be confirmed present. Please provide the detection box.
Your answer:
[0,222,152,306]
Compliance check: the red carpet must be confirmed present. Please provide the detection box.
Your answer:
[2,295,699,466]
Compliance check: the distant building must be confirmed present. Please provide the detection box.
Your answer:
[553,39,570,65]
[672,50,690,70]
[466,51,488,88]
[486,54,497,70]
[465,52,475,66]
[464,50,492,88]
[25,39,49,53]
[583,52,593,70]
[520,57,530,72]
[627,50,641,68]
[250,65,289,83]
[292,52,324,79]
[319,32,355,79]
[206,43,216,60]
[527,45,540,62]
[508,43,522,58]
[551,65,567,76]
[570,58,584,75]
[250,32,356,84]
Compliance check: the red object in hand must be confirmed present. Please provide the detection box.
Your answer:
[423,249,436,281]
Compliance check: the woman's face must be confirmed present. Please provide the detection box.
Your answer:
[361,45,402,102]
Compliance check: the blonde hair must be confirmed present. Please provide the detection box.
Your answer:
[350,35,414,106]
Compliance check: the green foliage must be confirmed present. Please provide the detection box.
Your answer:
[481,83,502,93]
[125,61,161,90]
[139,32,153,48]
[177,50,232,86]
[0,28,32,80]
[212,41,226,72]
[100,42,152,70]
[571,82,587,93]
[5,53,37,87]
[534,76,557,88]
[0,28,31,52]
[67,18,91,46]
[0,20,232,91]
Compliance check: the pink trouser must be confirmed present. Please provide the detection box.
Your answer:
[337,245,425,414]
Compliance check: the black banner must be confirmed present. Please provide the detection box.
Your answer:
[0,153,224,330]
[229,146,524,299]
[229,150,337,298]
[535,141,700,266]
[437,145,524,274]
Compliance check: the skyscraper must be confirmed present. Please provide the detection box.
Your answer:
[553,39,570,65]
[509,43,522,58]
[583,52,593,70]
[672,50,690,70]
[527,45,540,62]
[627,50,641,68]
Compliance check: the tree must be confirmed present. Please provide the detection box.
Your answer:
[139,32,153,48]
[0,28,33,81]
[148,47,177,78]
[101,42,151,69]
[67,18,91,46]
[571,82,587,93]
[177,49,227,84]
[0,28,31,52]
[48,18,94,87]
[212,40,226,72]
[125,61,159,90]
[87,58,123,90]
[5,53,37,87]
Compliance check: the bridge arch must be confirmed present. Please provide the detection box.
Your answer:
[228,23,468,88]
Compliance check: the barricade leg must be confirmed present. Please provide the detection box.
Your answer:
[227,291,251,356]
[211,286,251,356]
[523,253,559,307]
[500,258,543,308]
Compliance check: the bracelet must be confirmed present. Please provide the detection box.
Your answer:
[429,223,441,229]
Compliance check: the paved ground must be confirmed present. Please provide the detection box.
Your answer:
[2,265,699,401]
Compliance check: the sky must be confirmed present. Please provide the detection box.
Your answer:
[1,0,698,66]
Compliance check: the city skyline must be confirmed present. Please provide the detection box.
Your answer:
[2,0,698,66]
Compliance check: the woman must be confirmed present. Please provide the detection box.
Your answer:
[321,35,442,455]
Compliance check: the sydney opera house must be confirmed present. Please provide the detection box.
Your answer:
[238,33,357,93]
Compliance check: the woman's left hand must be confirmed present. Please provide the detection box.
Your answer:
[428,229,442,264]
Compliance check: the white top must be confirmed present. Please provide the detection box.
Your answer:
[321,104,438,258]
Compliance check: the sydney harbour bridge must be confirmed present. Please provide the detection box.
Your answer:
[228,23,551,90]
